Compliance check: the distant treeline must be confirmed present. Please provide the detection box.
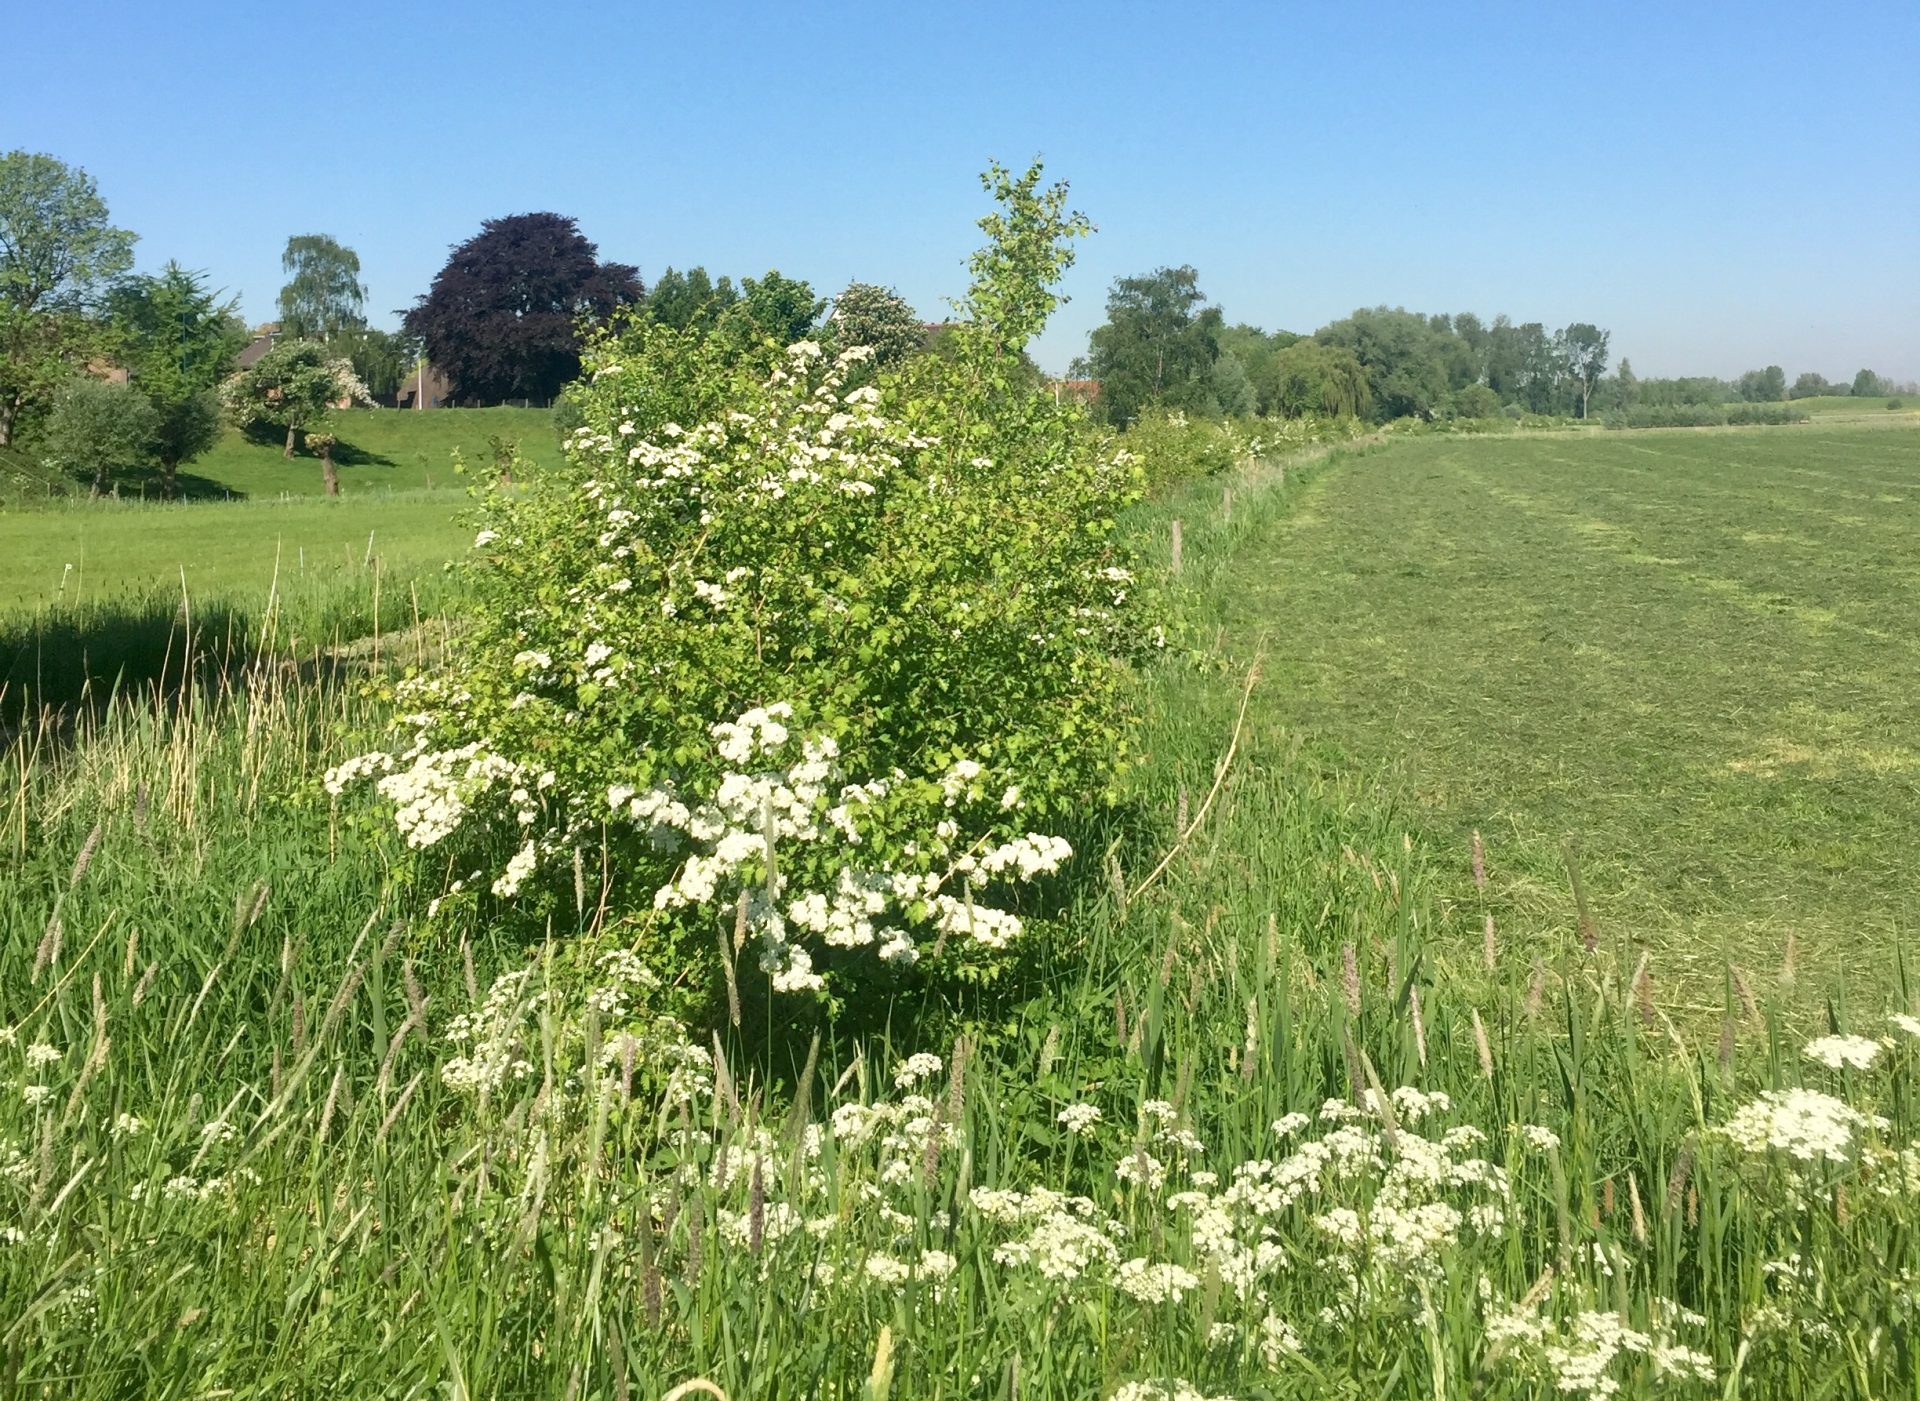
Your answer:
[1634,366,1913,407]
[1070,264,1910,429]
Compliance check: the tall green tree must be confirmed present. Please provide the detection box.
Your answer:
[1557,322,1610,419]
[1315,307,1453,420]
[1263,340,1371,418]
[1597,356,1639,412]
[1790,371,1832,399]
[1210,348,1255,417]
[645,267,739,333]
[277,234,367,339]
[0,150,135,445]
[108,262,247,496]
[1215,323,1298,414]
[1086,265,1222,426]
[1736,365,1787,402]
[1852,368,1886,398]
[726,270,823,347]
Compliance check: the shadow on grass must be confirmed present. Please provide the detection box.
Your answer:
[105,468,250,502]
[1,598,294,733]
[242,421,396,464]
[0,582,445,732]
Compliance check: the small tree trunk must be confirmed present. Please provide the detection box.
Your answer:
[320,443,339,496]
[161,460,178,501]
[284,422,298,458]
[0,396,15,449]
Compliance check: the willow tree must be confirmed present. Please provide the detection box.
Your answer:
[277,234,367,340]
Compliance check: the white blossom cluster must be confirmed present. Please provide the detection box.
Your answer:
[325,739,553,854]
[1487,1300,1714,1398]
[331,687,1072,996]
[1719,1088,1886,1164]
[606,707,1072,995]
[1108,1383,1236,1401]
[439,954,703,1110]
[1803,1034,1884,1071]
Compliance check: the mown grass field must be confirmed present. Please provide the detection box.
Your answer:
[1203,421,1920,998]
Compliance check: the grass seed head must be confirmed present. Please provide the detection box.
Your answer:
[1666,1145,1694,1215]
[32,909,63,984]
[69,822,102,888]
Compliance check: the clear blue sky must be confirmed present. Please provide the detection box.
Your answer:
[7,1,1915,381]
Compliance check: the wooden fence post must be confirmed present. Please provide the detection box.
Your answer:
[1170,519,1183,576]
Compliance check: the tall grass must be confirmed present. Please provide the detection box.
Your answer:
[1,442,1915,1396]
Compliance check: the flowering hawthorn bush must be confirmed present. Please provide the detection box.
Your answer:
[330,164,1151,1004]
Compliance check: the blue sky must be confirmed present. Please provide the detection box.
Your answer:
[7,1,1915,380]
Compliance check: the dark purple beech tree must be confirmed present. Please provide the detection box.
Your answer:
[404,213,640,405]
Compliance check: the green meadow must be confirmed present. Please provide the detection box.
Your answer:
[0,489,469,614]
[1770,395,1918,419]
[178,406,563,498]
[0,407,557,601]
[1,406,558,508]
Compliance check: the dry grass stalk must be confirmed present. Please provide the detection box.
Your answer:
[1409,983,1428,1068]
[1241,997,1259,1081]
[1631,954,1656,1026]
[32,909,63,984]
[1729,964,1760,1024]
[710,1033,738,1117]
[1472,1008,1495,1079]
[376,1070,424,1142]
